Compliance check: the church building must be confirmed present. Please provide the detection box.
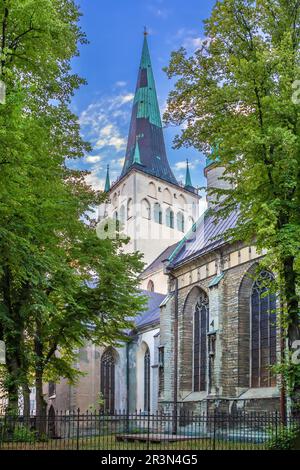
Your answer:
[48,33,280,415]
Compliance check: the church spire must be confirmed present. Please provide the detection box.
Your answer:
[184,159,193,189]
[104,164,110,192]
[120,32,178,186]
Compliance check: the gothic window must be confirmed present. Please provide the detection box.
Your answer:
[119,205,125,224]
[147,280,154,292]
[251,271,277,388]
[101,348,115,413]
[154,203,162,224]
[177,211,185,232]
[158,346,164,397]
[193,291,209,392]
[163,188,172,204]
[148,182,157,198]
[144,347,151,412]
[127,198,133,219]
[141,198,151,219]
[178,194,186,209]
[166,208,174,228]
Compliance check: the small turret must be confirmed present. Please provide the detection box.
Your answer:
[104,164,111,192]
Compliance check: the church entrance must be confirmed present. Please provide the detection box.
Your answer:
[101,348,115,414]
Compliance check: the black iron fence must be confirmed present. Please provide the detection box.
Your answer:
[0,410,299,450]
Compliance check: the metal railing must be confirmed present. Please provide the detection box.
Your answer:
[0,410,298,450]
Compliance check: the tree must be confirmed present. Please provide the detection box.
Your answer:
[164,0,300,412]
[0,0,146,423]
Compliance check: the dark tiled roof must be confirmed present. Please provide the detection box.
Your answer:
[120,36,178,186]
[168,209,239,267]
[141,243,178,277]
[134,290,166,329]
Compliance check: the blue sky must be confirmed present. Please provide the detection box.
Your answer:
[71,0,216,199]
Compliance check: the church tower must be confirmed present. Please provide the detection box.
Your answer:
[99,32,200,267]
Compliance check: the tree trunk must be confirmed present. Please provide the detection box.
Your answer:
[282,256,300,416]
[22,384,31,418]
[6,358,20,416]
[34,317,47,437]
[35,367,47,437]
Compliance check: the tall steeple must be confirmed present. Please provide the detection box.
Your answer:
[121,32,178,186]
[104,164,110,192]
[184,159,194,190]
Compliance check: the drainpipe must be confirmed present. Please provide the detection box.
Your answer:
[169,273,179,435]
[126,341,130,413]
[126,340,130,432]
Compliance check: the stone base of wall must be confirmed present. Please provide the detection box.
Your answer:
[159,396,280,415]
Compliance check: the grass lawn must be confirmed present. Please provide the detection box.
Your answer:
[0,435,266,451]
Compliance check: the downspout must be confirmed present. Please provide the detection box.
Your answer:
[126,340,130,432]
[169,273,179,435]
[126,340,130,413]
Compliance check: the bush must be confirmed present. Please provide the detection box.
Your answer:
[267,424,300,450]
[12,424,36,443]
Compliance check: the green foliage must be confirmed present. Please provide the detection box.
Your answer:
[164,0,300,404]
[11,424,36,443]
[0,0,146,414]
[267,424,300,450]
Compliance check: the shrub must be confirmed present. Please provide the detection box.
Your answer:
[12,425,36,443]
[267,424,300,450]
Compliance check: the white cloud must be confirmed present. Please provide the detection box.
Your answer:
[174,161,187,170]
[86,155,102,164]
[95,125,127,152]
[115,81,127,88]
[168,28,205,52]
[118,157,125,167]
[174,160,197,170]
[85,173,104,190]
[79,92,133,152]
[183,36,204,49]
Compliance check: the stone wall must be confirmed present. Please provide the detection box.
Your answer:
[159,241,281,413]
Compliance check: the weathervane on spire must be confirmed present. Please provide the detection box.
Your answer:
[144,26,148,37]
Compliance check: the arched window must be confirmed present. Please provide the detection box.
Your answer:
[141,199,151,220]
[144,347,151,412]
[154,203,162,224]
[177,211,185,232]
[193,291,209,392]
[112,193,118,207]
[101,348,115,413]
[251,271,277,388]
[178,194,186,209]
[166,208,174,228]
[163,188,172,204]
[147,280,154,292]
[119,205,125,224]
[127,198,133,219]
[148,182,157,199]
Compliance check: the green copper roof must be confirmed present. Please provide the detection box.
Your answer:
[205,143,220,169]
[208,272,225,288]
[104,164,110,192]
[185,159,193,189]
[120,34,178,186]
[133,36,162,128]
